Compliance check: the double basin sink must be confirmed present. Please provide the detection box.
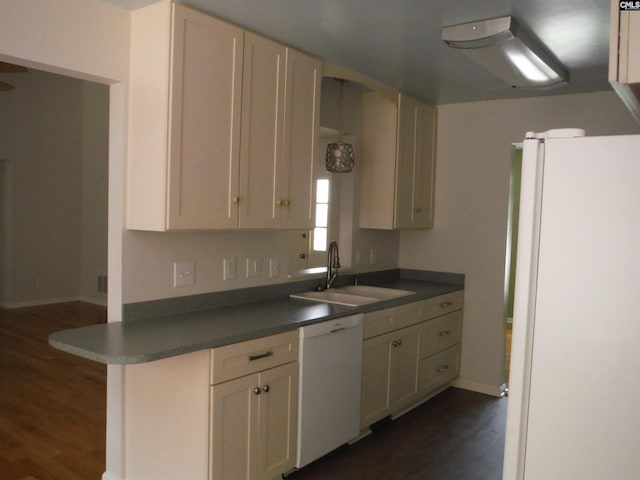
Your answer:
[290,285,415,307]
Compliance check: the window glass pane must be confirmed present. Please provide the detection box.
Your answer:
[316,179,330,203]
[315,204,328,227]
[313,227,327,251]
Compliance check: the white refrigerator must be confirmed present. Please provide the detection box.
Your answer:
[503,129,640,480]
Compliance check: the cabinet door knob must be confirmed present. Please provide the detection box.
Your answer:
[440,301,452,308]
[276,199,282,206]
[232,196,240,204]
[397,338,403,346]
[439,330,451,337]
[299,253,307,259]
[283,199,290,207]
[392,340,398,347]
[262,384,270,393]
[415,207,423,213]
[437,365,450,373]
[253,387,261,395]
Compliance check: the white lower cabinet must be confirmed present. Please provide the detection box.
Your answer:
[210,362,298,480]
[361,323,421,427]
[360,292,464,430]
[210,331,298,480]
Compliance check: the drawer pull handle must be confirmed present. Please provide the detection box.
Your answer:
[439,330,451,336]
[330,327,346,334]
[262,384,270,393]
[253,387,261,395]
[440,301,452,308]
[248,351,274,362]
[437,365,450,373]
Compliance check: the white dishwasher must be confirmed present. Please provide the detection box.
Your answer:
[296,313,364,469]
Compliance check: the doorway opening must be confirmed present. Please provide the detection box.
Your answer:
[503,144,523,384]
[0,65,109,309]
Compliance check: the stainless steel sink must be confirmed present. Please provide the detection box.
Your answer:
[290,286,414,307]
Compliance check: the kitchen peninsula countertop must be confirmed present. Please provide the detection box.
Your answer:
[49,276,463,365]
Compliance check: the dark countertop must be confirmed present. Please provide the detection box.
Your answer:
[49,278,462,365]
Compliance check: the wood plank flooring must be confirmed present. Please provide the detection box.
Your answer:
[288,387,507,480]
[0,302,107,480]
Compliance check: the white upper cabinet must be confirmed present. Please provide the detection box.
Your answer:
[360,92,437,230]
[609,1,640,123]
[238,32,286,229]
[280,49,321,229]
[239,35,320,229]
[168,5,243,229]
[127,3,319,231]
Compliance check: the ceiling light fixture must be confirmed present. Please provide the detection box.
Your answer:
[441,16,568,90]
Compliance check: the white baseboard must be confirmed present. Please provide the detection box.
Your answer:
[102,472,122,480]
[452,378,507,397]
[0,296,81,309]
[0,295,107,309]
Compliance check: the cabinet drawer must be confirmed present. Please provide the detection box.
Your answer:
[210,330,298,385]
[421,310,462,357]
[419,344,460,395]
[394,301,424,331]
[423,291,463,320]
[363,301,424,339]
[363,307,395,339]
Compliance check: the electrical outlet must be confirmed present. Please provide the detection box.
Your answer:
[223,257,236,281]
[246,257,261,277]
[174,261,195,287]
[269,258,280,278]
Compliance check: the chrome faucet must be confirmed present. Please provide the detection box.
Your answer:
[326,240,341,289]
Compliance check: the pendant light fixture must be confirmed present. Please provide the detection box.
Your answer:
[325,79,355,173]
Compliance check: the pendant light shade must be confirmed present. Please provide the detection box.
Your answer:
[326,79,355,173]
[326,141,355,173]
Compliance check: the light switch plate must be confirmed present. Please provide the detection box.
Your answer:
[246,257,261,277]
[223,257,236,281]
[269,258,279,278]
[174,261,195,287]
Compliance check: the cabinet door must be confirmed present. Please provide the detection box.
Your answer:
[394,93,419,229]
[359,92,399,229]
[167,5,243,229]
[239,32,286,229]
[389,323,421,410]
[412,102,437,228]
[279,48,321,229]
[395,94,437,229]
[210,374,258,480]
[256,362,298,480]
[361,333,393,427]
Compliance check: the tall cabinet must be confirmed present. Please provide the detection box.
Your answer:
[127,3,320,231]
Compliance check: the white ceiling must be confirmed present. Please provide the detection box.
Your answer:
[104,0,612,104]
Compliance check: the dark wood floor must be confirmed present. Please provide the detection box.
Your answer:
[0,301,107,480]
[288,387,507,480]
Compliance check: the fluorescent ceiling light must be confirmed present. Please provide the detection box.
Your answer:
[441,16,568,89]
